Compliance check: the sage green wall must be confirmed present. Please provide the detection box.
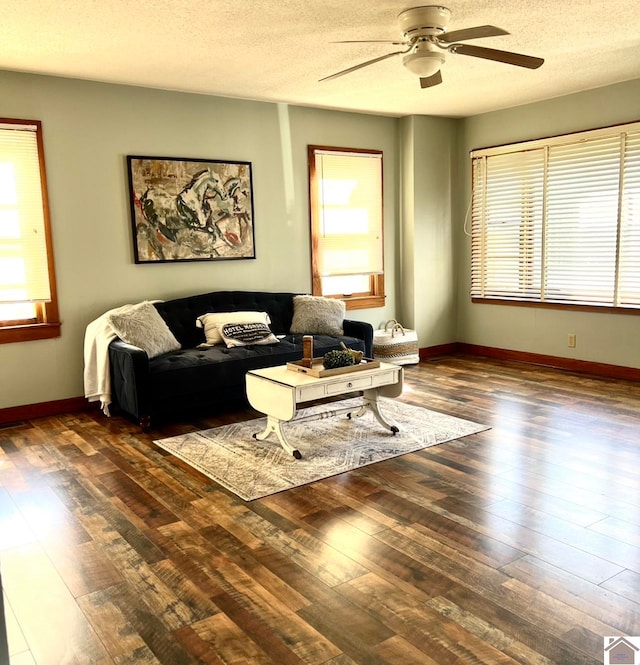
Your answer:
[399,115,458,347]
[457,79,640,368]
[0,71,399,410]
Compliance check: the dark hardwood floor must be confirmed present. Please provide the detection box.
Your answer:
[1,354,639,664]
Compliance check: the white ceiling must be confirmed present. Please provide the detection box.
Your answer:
[3,1,640,118]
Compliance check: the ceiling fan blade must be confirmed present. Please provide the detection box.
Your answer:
[319,50,406,82]
[450,44,544,69]
[333,40,409,45]
[441,25,509,43]
[420,70,443,89]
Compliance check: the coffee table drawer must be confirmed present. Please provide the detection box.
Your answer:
[325,375,373,395]
[296,384,327,402]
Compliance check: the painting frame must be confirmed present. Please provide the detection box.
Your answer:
[127,155,256,264]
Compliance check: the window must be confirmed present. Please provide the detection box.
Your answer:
[0,118,60,343]
[471,121,640,310]
[308,146,385,310]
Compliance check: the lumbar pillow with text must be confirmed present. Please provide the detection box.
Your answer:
[107,301,181,358]
[289,295,345,336]
[196,311,271,346]
[217,322,279,348]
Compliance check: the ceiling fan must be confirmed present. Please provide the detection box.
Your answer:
[320,5,544,89]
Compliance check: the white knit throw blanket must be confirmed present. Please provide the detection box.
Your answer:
[83,305,131,416]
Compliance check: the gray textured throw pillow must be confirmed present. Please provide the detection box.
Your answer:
[107,301,181,358]
[289,295,345,336]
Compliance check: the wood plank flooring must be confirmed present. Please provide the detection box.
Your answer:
[0,354,639,664]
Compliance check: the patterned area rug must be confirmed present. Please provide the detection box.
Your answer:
[154,398,488,501]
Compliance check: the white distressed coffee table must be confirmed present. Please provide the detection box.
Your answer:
[245,362,403,459]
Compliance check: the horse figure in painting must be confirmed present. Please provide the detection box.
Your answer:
[139,168,226,248]
[204,177,253,247]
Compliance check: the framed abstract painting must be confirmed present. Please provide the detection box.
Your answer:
[127,155,256,263]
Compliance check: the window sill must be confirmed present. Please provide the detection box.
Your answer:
[344,295,386,311]
[0,321,62,344]
[471,298,640,315]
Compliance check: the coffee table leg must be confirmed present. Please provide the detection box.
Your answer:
[368,397,399,434]
[351,392,399,434]
[253,416,302,459]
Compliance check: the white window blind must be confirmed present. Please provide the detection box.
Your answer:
[471,122,640,309]
[0,122,52,304]
[313,150,383,277]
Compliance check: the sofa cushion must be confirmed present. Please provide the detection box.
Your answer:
[107,301,181,358]
[218,322,279,348]
[196,310,271,346]
[290,295,345,336]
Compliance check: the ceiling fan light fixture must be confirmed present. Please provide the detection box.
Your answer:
[403,49,445,77]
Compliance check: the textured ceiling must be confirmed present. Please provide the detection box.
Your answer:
[2,1,640,118]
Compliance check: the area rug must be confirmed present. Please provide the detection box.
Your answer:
[154,398,488,501]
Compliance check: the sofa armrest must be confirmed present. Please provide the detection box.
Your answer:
[343,319,374,358]
[108,339,152,425]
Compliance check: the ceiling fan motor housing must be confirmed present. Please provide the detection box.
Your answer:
[398,5,452,38]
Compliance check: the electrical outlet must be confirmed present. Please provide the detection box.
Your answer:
[568,333,576,348]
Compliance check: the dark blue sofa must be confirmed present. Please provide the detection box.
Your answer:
[108,290,374,427]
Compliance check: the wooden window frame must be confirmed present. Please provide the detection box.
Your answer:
[308,145,385,311]
[0,118,60,344]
